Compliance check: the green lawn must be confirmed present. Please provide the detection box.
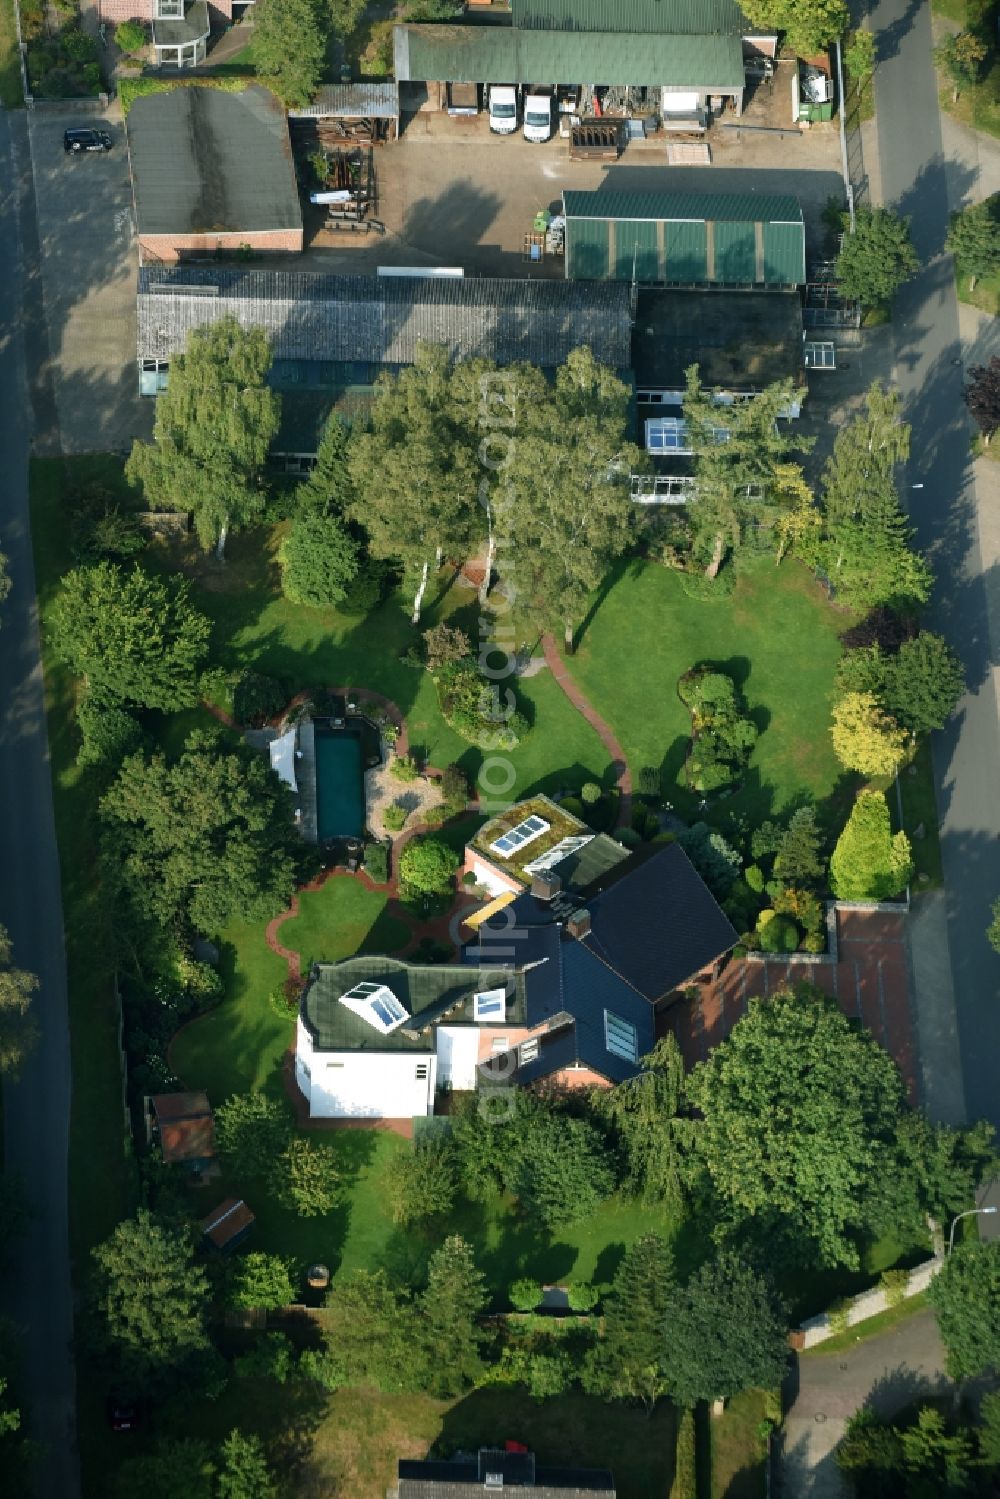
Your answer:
[895,742,944,889]
[803,1291,929,1357]
[956,264,1000,316]
[569,556,850,826]
[935,0,1000,141]
[709,1388,773,1499]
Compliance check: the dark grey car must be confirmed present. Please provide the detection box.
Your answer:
[63,127,112,154]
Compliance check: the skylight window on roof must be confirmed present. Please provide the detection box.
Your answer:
[523,834,595,876]
[473,988,506,1022]
[339,981,407,1035]
[604,1010,638,1064]
[489,814,550,859]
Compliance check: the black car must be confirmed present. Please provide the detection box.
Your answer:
[105,1392,142,1432]
[64,127,113,154]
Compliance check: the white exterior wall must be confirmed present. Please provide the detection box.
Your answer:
[467,853,523,899]
[436,1026,482,1091]
[296,1018,435,1119]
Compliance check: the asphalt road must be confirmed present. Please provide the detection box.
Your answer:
[0,113,80,1497]
[871,0,1000,1127]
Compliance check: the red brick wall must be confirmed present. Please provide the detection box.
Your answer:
[138,226,303,263]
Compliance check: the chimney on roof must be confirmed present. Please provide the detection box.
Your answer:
[566,908,591,940]
[531,871,562,902]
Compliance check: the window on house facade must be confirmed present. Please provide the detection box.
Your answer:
[155,0,183,18]
[604,1010,638,1063]
[140,359,169,397]
[491,1036,509,1053]
[519,1038,539,1064]
[415,1063,429,1080]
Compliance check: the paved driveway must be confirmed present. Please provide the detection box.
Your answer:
[26,110,150,452]
[779,1306,948,1498]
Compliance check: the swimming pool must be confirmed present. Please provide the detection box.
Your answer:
[314,728,365,842]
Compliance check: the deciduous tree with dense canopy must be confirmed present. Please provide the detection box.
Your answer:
[100,730,305,936]
[965,356,1000,446]
[252,0,327,105]
[89,1210,210,1384]
[126,318,279,559]
[946,197,1000,289]
[831,691,908,776]
[686,986,906,1267]
[398,835,459,898]
[928,1242,1000,1380]
[49,562,210,710]
[829,790,913,902]
[226,1253,297,1312]
[663,1251,789,1407]
[740,0,846,52]
[836,207,919,307]
[0,926,39,1079]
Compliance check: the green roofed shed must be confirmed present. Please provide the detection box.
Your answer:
[394,24,745,90]
[512,0,754,34]
[562,190,805,288]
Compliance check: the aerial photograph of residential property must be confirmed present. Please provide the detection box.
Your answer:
[2,0,1000,1493]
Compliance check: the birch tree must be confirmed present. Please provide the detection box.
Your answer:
[347,344,480,624]
[126,318,279,561]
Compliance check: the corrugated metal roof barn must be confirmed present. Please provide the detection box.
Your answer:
[562,190,806,287]
[137,267,634,370]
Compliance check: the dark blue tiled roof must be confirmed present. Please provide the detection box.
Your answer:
[562,941,655,1083]
[584,841,737,999]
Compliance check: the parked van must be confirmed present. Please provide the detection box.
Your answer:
[488,84,519,134]
[522,86,553,142]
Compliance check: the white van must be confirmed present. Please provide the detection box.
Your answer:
[522,86,553,142]
[488,84,519,134]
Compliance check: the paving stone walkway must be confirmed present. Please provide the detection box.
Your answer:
[540,633,632,827]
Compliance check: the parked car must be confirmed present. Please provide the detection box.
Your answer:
[64,127,113,154]
[105,1391,143,1432]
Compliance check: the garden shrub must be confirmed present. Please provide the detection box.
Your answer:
[363,840,389,883]
[114,19,147,53]
[398,836,458,898]
[581,782,601,805]
[28,25,101,97]
[636,765,662,798]
[676,822,741,897]
[76,692,143,769]
[439,763,469,813]
[382,803,407,833]
[616,826,641,848]
[341,557,391,615]
[278,513,359,609]
[828,1298,852,1337]
[567,1282,599,1312]
[232,670,286,727]
[509,1279,543,1312]
[434,659,528,750]
[391,754,419,782]
[756,911,800,954]
[560,796,584,819]
[423,623,471,670]
[880,1268,909,1308]
[745,863,765,893]
[269,976,303,1020]
[670,1406,697,1499]
[680,668,758,793]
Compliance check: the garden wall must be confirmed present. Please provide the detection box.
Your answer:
[790,1255,942,1350]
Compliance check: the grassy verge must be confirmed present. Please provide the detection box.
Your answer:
[710,1388,773,1499]
[803,1290,929,1356]
[0,0,22,107]
[935,0,1000,139]
[30,459,139,1492]
[955,263,1000,315]
[895,742,944,889]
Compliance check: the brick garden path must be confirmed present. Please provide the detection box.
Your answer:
[540,634,632,828]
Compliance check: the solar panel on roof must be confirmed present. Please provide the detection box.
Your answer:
[489,814,550,859]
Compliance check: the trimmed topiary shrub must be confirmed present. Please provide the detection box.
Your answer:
[364,841,389,884]
[581,782,601,805]
[566,1282,599,1312]
[756,911,800,953]
[637,765,662,799]
[382,803,407,833]
[509,1278,543,1312]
